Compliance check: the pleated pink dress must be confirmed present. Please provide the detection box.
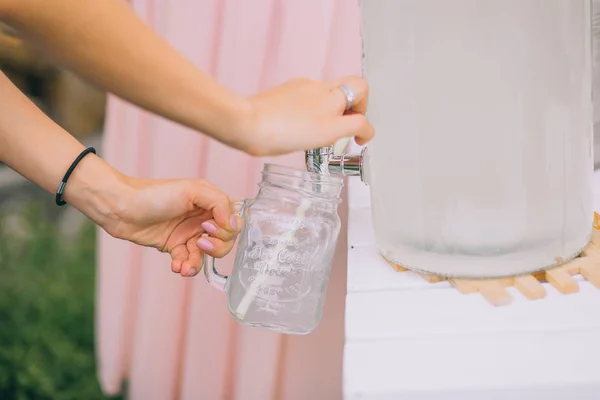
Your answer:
[96,1,361,399]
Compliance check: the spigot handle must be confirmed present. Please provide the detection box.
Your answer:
[305,146,368,184]
[305,146,334,175]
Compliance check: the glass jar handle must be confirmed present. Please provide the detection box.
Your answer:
[203,198,250,291]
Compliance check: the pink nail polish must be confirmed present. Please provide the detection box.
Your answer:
[201,221,217,234]
[230,215,238,231]
[197,238,214,252]
[187,268,196,277]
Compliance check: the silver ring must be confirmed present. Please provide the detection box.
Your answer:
[339,84,355,111]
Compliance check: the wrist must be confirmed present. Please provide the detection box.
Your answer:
[219,95,255,151]
[61,154,134,233]
[183,87,258,154]
[231,99,264,156]
[221,97,267,157]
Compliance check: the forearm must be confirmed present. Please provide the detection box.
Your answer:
[1,0,252,150]
[0,72,131,229]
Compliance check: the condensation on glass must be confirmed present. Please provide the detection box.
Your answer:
[360,0,594,277]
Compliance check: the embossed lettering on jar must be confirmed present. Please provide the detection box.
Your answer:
[204,164,343,335]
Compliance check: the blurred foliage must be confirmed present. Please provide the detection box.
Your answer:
[0,202,123,400]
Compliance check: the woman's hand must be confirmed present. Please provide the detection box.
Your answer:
[241,76,374,157]
[102,176,241,278]
[0,70,239,278]
[2,2,373,158]
[1,1,373,159]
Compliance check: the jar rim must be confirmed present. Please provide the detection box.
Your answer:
[262,163,343,186]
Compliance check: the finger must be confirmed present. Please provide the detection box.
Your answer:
[201,217,242,242]
[354,118,375,146]
[188,181,235,232]
[213,198,246,233]
[324,113,374,146]
[197,236,236,259]
[180,235,204,277]
[170,244,189,274]
[326,76,369,115]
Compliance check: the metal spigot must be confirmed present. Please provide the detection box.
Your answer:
[305,146,366,183]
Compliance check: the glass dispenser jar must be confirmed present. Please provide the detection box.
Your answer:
[308,0,594,278]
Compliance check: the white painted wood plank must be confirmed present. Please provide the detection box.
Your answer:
[346,282,600,340]
[344,328,600,398]
[344,385,600,400]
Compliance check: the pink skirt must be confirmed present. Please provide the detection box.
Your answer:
[95,0,361,398]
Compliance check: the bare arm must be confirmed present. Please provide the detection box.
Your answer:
[0,0,252,151]
[0,70,239,276]
[0,0,374,156]
[0,70,129,228]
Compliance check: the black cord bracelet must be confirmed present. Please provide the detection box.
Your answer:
[55,147,97,206]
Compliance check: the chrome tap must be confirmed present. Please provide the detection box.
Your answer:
[305,145,367,183]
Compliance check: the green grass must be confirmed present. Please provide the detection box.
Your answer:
[0,202,123,400]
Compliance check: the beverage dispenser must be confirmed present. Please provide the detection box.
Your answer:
[307,0,594,278]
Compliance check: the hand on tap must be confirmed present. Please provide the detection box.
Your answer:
[243,76,374,156]
[1,0,374,157]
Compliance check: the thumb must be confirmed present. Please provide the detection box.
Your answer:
[324,113,374,146]
[188,181,234,232]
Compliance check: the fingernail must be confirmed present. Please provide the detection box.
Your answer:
[201,221,217,234]
[230,215,238,231]
[197,238,214,252]
[187,268,196,277]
